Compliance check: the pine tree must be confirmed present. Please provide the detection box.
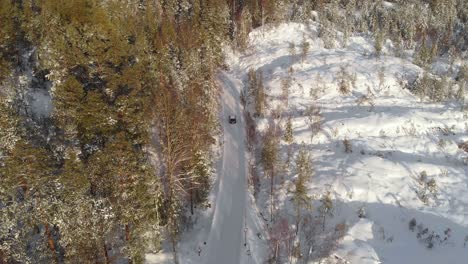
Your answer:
[0,0,17,80]
[291,146,312,238]
[52,76,84,142]
[255,70,266,116]
[154,79,193,264]
[0,91,20,152]
[319,191,334,231]
[261,127,279,221]
[283,116,294,144]
[281,75,292,109]
[187,150,212,214]
[248,68,257,102]
[374,29,384,57]
[0,139,57,263]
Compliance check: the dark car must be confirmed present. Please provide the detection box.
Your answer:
[228,115,237,124]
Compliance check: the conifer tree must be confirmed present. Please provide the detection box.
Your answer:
[0,0,17,80]
[300,36,310,64]
[374,29,384,57]
[291,145,312,241]
[281,78,290,108]
[261,127,279,221]
[0,139,57,263]
[255,70,266,116]
[284,116,294,144]
[289,42,297,63]
[319,191,334,231]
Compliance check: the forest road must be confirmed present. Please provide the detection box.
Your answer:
[204,72,248,264]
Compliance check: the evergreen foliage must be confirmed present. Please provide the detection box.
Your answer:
[283,116,294,144]
[291,145,312,237]
[0,0,466,262]
[0,0,226,262]
[261,126,279,221]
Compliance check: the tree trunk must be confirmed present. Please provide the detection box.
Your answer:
[190,182,194,215]
[270,172,274,222]
[168,182,179,264]
[125,224,130,241]
[275,242,279,261]
[0,249,6,264]
[296,206,300,236]
[103,242,110,264]
[322,215,326,232]
[171,224,179,264]
[44,224,59,264]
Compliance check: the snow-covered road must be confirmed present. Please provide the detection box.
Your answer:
[204,72,248,264]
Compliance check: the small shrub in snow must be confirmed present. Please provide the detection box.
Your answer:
[300,36,310,64]
[409,72,451,102]
[409,218,417,231]
[331,127,340,138]
[310,73,325,99]
[289,42,297,63]
[456,64,468,83]
[416,224,433,248]
[424,231,436,249]
[379,226,386,240]
[283,116,294,144]
[281,75,292,108]
[318,18,335,49]
[426,179,437,193]
[378,66,385,90]
[416,171,438,205]
[458,141,468,153]
[305,105,322,139]
[337,66,354,95]
[414,41,438,68]
[338,78,350,95]
[437,138,448,149]
[402,120,417,137]
[455,64,467,102]
[240,89,247,106]
[358,207,366,218]
[356,85,375,112]
[379,129,386,138]
[443,228,452,242]
[334,222,347,237]
[437,125,456,136]
[319,191,334,231]
[343,137,352,153]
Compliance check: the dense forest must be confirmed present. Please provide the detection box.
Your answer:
[0,0,466,263]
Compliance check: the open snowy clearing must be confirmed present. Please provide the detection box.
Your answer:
[228,22,468,263]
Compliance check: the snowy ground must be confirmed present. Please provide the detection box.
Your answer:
[227,22,468,263]
[147,22,467,263]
